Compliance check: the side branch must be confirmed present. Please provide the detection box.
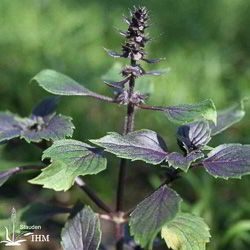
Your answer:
[88,91,119,103]
[75,177,114,214]
[137,104,169,111]
[0,165,45,179]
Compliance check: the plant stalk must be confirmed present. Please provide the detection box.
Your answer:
[116,59,136,250]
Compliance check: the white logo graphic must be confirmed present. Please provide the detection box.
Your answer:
[0,208,33,246]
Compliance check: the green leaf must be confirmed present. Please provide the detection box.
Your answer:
[166,151,204,172]
[29,161,71,191]
[61,206,101,250]
[210,100,246,136]
[29,139,107,191]
[90,129,168,164]
[129,185,182,249]
[165,99,217,125]
[161,212,210,250]
[32,69,92,96]
[42,139,107,175]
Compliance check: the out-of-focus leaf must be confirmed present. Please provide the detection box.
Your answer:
[61,206,101,250]
[161,212,210,250]
[20,114,74,143]
[166,151,204,172]
[29,140,106,191]
[129,185,182,249]
[221,220,250,245]
[210,101,246,136]
[0,112,22,143]
[32,96,60,117]
[177,121,211,153]
[20,202,71,225]
[0,202,70,237]
[90,129,168,164]
[164,99,217,125]
[32,69,92,96]
[202,144,250,179]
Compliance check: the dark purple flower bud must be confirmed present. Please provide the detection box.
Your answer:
[104,6,164,93]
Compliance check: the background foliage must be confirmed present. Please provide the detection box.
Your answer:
[0,0,250,249]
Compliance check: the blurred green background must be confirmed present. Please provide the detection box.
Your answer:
[0,0,250,249]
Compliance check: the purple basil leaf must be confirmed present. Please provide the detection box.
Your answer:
[90,129,168,164]
[0,112,22,143]
[177,120,211,153]
[129,185,182,249]
[104,48,125,58]
[209,101,245,136]
[103,77,130,89]
[32,96,60,117]
[166,151,204,172]
[21,114,74,143]
[142,58,165,64]
[61,206,101,250]
[202,144,250,179]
